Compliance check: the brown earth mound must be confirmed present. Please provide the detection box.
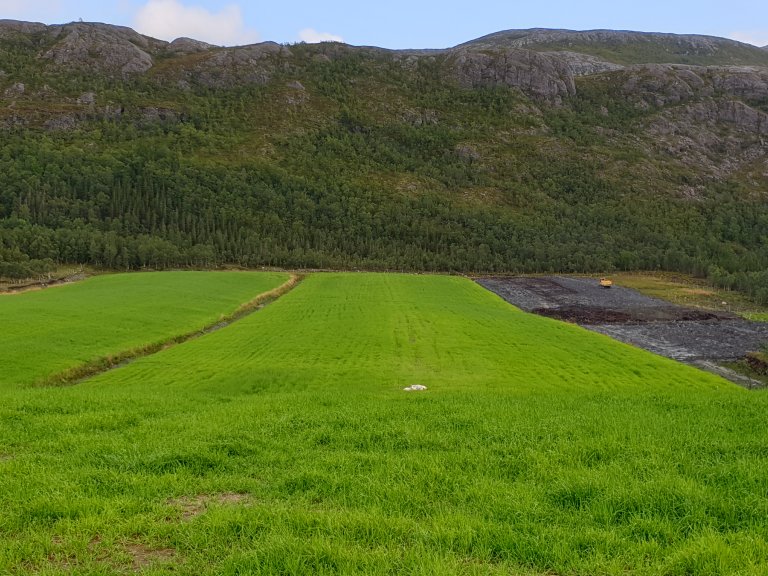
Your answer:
[534,305,728,324]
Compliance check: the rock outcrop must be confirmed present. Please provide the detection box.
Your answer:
[164,42,290,88]
[709,66,768,100]
[654,99,768,136]
[602,64,768,107]
[450,48,576,103]
[648,98,768,186]
[4,82,25,97]
[0,19,47,38]
[77,92,96,105]
[695,100,768,135]
[166,37,214,55]
[618,65,710,106]
[542,51,624,76]
[41,22,165,76]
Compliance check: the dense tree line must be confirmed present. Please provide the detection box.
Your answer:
[1,127,766,302]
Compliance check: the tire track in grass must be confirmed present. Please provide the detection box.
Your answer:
[37,274,303,387]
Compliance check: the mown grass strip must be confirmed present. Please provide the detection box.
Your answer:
[36,274,302,387]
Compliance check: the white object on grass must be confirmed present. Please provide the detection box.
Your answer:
[403,384,428,391]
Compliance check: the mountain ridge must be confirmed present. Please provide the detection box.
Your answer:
[2,20,768,64]
[2,20,767,105]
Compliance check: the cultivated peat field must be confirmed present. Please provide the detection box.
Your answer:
[1,272,767,575]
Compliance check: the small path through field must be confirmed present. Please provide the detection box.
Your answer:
[477,276,768,389]
[42,274,302,387]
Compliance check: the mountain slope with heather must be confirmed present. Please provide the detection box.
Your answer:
[0,21,766,301]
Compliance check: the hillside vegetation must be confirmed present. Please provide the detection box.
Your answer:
[0,22,767,302]
[2,273,767,574]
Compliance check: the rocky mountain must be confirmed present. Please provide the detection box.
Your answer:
[2,20,765,182]
[0,21,767,302]
[2,21,767,103]
[458,28,768,66]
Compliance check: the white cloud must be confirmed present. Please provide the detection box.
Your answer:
[134,0,259,46]
[728,31,768,47]
[298,28,344,44]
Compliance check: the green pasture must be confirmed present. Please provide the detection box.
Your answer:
[0,271,289,388]
[1,273,767,575]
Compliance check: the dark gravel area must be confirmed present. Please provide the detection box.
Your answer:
[479,276,678,312]
[477,276,768,381]
[586,320,768,362]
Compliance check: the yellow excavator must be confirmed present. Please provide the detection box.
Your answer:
[600,277,613,288]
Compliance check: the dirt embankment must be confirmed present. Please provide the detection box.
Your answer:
[477,276,768,388]
[0,273,88,295]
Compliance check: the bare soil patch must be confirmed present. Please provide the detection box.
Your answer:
[44,550,77,572]
[33,536,175,573]
[89,536,177,572]
[478,276,768,388]
[167,492,251,520]
[122,543,176,571]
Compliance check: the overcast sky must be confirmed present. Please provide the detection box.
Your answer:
[2,0,767,48]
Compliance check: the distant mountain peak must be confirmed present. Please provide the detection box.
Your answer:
[458,28,768,67]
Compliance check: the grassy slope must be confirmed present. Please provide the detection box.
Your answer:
[0,271,289,388]
[1,273,767,574]
[610,272,768,321]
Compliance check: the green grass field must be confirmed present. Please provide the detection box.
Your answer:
[0,271,289,388]
[1,273,767,575]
